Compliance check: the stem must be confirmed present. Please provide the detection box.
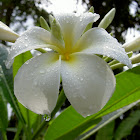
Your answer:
[51,89,66,118]
[13,122,23,140]
[26,109,31,140]
[31,121,49,140]
[31,89,66,140]
[108,59,118,66]
[103,56,112,62]
[110,63,124,70]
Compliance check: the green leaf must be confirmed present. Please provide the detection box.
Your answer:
[45,114,101,140]
[13,51,33,77]
[18,103,38,128]
[0,45,13,92]
[0,87,8,131]
[13,51,38,129]
[114,110,140,140]
[79,100,140,140]
[13,121,23,140]
[96,121,115,140]
[51,89,66,118]
[0,131,7,140]
[45,66,140,139]
[0,45,25,124]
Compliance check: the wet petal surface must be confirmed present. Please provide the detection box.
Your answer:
[55,13,99,49]
[61,53,116,117]
[14,52,61,114]
[6,27,62,68]
[75,28,132,68]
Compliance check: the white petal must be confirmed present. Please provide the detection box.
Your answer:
[61,53,116,117]
[55,13,99,48]
[0,21,19,42]
[14,52,61,115]
[6,27,63,68]
[75,28,132,68]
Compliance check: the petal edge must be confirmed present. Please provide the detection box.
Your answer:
[61,53,116,117]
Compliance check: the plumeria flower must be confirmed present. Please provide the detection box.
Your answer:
[4,12,132,117]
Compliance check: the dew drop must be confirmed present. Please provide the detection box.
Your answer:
[44,114,51,121]
[40,69,45,74]
[80,78,83,81]
[25,61,29,64]
[80,18,82,22]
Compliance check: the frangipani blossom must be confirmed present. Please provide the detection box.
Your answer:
[5,12,132,117]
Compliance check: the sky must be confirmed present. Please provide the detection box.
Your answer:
[40,0,88,14]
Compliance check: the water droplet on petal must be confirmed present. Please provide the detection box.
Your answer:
[40,69,45,74]
[80,78,83,81]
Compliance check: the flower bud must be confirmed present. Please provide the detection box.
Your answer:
[123,36,140,52]
[0,21,19,42]
[98,8,116,29]
[40,16,50,31]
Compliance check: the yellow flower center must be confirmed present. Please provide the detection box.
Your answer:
[60,51,71,60]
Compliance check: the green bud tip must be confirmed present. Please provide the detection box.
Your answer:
[89,6,94,13]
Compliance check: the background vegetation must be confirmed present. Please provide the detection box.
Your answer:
[0,0,140,139]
